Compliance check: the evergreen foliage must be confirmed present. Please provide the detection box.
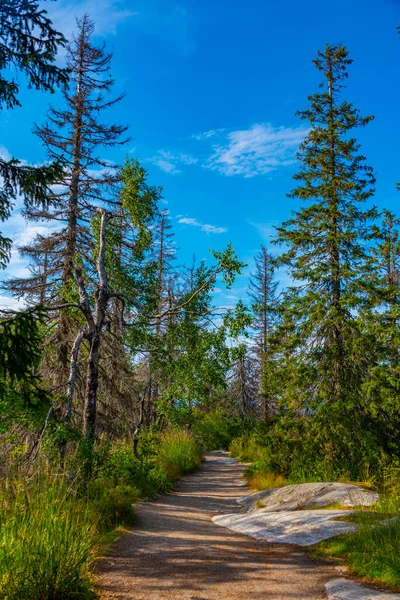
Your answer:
[0,0,69,268]
[2,13,400,594]
[275,44,376,419]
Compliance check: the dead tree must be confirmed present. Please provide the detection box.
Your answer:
[4,14,129,388]
[248,245,278,418]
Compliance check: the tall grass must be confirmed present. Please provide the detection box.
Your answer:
[0,477,96,600]
[0,430,203,599]
[325,518,400,586]
[230,436,289,490]
[322,468,400,587]
[158,431,202,480]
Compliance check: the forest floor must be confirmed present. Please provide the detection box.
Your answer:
[96,451,339,599]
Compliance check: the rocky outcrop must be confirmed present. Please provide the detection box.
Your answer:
[325,578,400,599]
[212,509,357,546]
[212,481,380,546]
[237,482,379,513]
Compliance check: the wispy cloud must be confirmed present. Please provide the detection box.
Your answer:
[249,221,278,243]
[153,122,307,178]
[249,221,285,256]
[178,217,227,235]
[149,150,198,174]
[205,123,308,178]
[44,0,136,43]
[192,129,225,141]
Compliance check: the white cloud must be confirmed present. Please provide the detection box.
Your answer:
[154,122,307,179]
[178,217,227,235]
[45,0,195,56]
[205,123,308,178]
[1,210,62,304]
[43,0,136,44]
[0,295,25,311]
[149,150,198,175]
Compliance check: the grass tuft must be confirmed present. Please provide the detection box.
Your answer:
[158,431,202,480]
[0,477,97,599]
[247,471,288,491]
[0,430,203,599]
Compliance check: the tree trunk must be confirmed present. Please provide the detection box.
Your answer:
[83,331,101,443]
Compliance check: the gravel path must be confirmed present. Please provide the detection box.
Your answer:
[97,452,335,599]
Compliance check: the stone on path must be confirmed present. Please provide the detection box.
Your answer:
[212,509,357,546]
[326,578,400,599]
[238,482,379,513]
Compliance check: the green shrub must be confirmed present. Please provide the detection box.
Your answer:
[230,412,389,486]
[0,478,96,600]
[93,438,178,497]
[192,411,244,450]
[89,481,138,530]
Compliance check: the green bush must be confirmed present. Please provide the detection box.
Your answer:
[89,480,138,530]
[192,411,244,450]
[230,412,389,486]
[0,478,96,600]
[93,436,186,498]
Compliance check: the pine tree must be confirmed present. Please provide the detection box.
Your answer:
[275,44,376,413]
[248,245,278,418]
[5,15,129,384]
[0,0,68,268]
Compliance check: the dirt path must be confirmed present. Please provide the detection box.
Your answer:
[97,452,336,599]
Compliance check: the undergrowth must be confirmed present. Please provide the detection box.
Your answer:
[0,430,202,600]
[231,433,400,587]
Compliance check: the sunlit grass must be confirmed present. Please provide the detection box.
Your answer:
[0,430,203,599]
[0,477,97,600]
[158,431,202,480]
[247,471,288,491]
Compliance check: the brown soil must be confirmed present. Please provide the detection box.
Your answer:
[97,452,336,599]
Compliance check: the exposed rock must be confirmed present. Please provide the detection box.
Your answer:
[212,509,357,546]
[326,578,400,599]
[237,482,379,512]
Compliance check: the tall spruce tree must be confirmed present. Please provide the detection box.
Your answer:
[275,44,376,413]
[248,245,278,418]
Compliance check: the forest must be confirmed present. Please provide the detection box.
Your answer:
[1,1,400,599]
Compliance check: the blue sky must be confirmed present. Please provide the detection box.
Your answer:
[1,0,400,308]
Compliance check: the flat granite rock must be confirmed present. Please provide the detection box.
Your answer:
[326,578,400,599]
[237,482,379,512]
[212,509,357,546]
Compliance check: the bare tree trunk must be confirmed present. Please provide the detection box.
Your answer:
[65,326,86,423]
[83,333,101,442]
[58,22,86,384]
